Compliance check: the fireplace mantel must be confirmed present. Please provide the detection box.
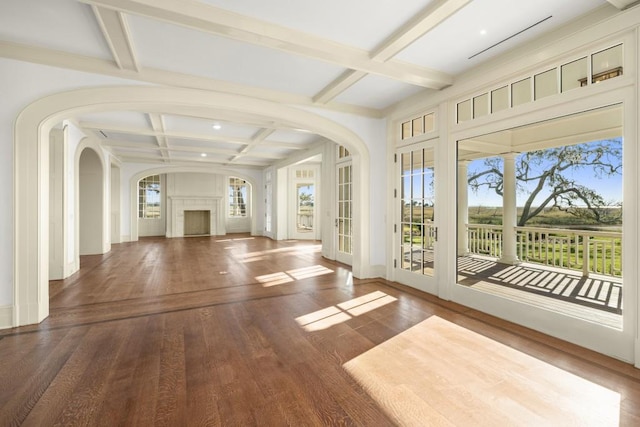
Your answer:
[167,196,224,238]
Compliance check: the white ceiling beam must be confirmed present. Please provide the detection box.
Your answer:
[262,141,308,150]
[82,121,247,145]
[117,151,268,166]
[252,128,277,142]
[457,139,508,155]
[91,5,139,71]
[312,0,467,104]
[147,113,171,161]
[0,41,383,118]
[606,0,639,10]
[81,121,308,150]
[371,0,471,62]
[79,0,453,89]
[313,70,367,104]
[106,140,286,160]
[228,128,277,164]
[104,140,232,156]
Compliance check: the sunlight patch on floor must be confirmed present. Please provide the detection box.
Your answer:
[287,265,334,280]
[240,256,266,263]
[255,265,334,287]
[295,291,397,331]
[216,237,256,242]
[240,244,322,259]
[255,272,294,287]
[344,316,620,426]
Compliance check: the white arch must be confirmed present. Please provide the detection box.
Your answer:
[129,166,260,240]
[13,85,371,326]
[75,139,110,257]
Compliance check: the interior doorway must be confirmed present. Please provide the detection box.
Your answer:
[289,162,321,240]
[78,147,104,255]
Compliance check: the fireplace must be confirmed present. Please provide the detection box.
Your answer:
[168,196,222,238]
[184,210,210,236]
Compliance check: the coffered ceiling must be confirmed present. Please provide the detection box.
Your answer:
[0,0,620,168]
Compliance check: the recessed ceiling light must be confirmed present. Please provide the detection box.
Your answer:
[212,124,222,130]
[201,153,207,157]
[480,29,487,35]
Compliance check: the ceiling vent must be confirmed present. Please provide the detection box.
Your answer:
[468,15,552,60]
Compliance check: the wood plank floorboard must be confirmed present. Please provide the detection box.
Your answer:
[1,235,639,425]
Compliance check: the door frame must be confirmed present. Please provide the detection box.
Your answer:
[335,159,353,265]
[289,164,320,240]
[392,138,440,295]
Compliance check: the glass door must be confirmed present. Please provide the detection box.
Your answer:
[336,161,353,265]
[295,183,315,235]
[395,142,438,294]
[290,166,318,240]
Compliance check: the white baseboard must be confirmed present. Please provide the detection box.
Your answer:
[121,235,132,242]
[0,305,13,329]
[368,264,386,279]
[64,260,79,279]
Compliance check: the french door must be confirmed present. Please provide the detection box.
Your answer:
[336,161,353,265]
[395,141,438,294]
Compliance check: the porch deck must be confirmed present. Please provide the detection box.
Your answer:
[457,255,623,329]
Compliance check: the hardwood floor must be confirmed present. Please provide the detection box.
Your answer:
[1,235,639,426]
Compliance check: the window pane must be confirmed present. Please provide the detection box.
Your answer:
[491,86,509,113]
[229,177,249,217]
[412,117,424,136]
[424,113,435,133]
[534,69,557,100]
[138,175,161,219]
[592,44,623,84]
[561,57,588,92]
[402,121,411,139]
[511,78,531,107]
[457,99,472,123]
[473,93,489,118]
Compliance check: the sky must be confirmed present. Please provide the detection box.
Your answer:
[466,139,623,208]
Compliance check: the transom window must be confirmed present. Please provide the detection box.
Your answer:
[229,177,249,217]
[456,44,623,123]
[401,112,436,140]
[338,145,351,159]
[138,175,161,219]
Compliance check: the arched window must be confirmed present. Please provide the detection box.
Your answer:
[138,175,161,219]
[229,177,249,217]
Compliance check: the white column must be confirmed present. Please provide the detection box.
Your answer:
[499,152,520,265]
[457,161,469,256]
[49,128,65,280]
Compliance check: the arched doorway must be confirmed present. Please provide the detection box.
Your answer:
[13,86,371,326]
[78,148,105,255]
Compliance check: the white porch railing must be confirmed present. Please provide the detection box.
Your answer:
[466,224,622,277]
[297,213,313,230]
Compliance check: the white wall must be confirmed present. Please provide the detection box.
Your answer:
[0,58,139,308]
[48,128,64,280]
[78,148,104,255]
[167,173,222,236]
[110,163,121,244]
[65,121,85,272]
[301,108,387,269]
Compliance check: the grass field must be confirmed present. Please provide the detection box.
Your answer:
[466,206,622,230]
